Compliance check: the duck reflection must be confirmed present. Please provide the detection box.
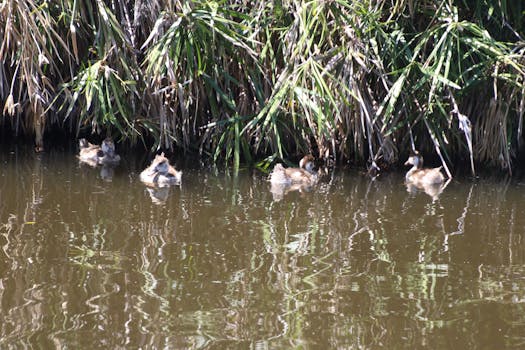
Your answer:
[405,179,450,200]
[145,186,171,205]
[99,165,115,182]
[270,182,314,201]
[78,162,116,182]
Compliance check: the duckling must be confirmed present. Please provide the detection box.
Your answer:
[269,155,318,186]
[140,153,182,187]
[78,138,104,167]
[98,138,121,165]
[78,138,120,166]
[404,151,445,185]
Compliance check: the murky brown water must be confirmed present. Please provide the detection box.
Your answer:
[1,146,525,349]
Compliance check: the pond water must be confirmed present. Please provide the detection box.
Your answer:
[1,146,525,349]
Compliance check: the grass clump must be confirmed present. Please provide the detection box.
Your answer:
[0,0,523,173]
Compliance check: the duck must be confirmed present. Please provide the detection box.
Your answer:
[140,153,182,187]
[404,151,445,186]
[78,138,120,166]
[269,155,318,186]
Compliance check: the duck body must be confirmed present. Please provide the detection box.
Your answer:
[78,139,104,166]
[140,153,182,187]
[404,153,445,186]
[269,155,318,186]
[78,138,120,166]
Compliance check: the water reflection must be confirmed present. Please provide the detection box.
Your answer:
[269,181,315,201]
[144,186,171,205]
[405,178,451,200]
[79,162,116,182]
[0,149,525,348]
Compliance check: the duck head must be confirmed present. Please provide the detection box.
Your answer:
[101,138,116,156]
[151,153,170,173]
[79,138,90,149]
[404,152,423,169]
[299,155,316,173]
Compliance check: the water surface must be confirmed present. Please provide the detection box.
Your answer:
[0,147,524,348]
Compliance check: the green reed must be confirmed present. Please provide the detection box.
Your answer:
[0,0,523,173]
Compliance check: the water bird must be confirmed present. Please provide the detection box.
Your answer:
[269,155,318,187]
[140,153,182,187]
[404,151,445,186]
[78,138,120,166]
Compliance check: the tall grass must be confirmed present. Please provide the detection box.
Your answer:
[0,0,524,173]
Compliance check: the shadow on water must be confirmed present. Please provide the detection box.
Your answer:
[0,147,525,348]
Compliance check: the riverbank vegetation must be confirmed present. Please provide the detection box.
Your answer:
[1,0,524,174]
